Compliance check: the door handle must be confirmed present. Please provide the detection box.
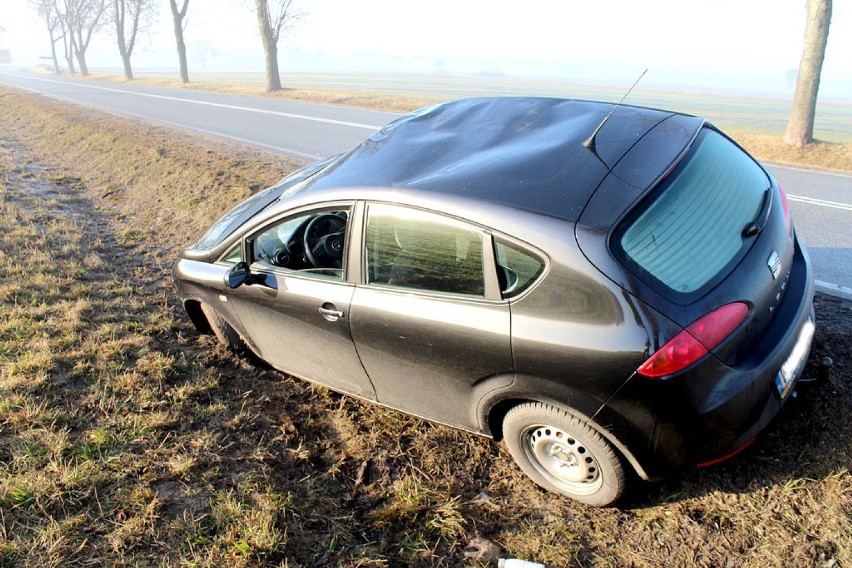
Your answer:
[318,304,345,321]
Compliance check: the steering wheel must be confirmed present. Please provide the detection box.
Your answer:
[303,213,346,268]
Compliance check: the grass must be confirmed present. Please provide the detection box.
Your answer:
[84,70,852,173]
[730,131,852,174]
[0,84,851,566]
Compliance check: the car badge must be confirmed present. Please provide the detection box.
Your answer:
[768,251,781,280]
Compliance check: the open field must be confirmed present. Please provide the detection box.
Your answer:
[1,85,851,566]
[85,70,852,173]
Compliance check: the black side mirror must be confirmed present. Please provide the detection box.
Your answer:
[225,261,251,289]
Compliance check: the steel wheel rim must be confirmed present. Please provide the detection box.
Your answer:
[521,424,603,496]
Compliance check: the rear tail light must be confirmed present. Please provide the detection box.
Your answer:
[638,302,749,378]
[778,183,792,235]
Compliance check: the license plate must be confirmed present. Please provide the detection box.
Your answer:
[775,318,815,398]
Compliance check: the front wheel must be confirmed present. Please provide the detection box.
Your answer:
[503,402,626,507]
[200,303,244,352]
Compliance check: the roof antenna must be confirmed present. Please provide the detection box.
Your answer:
[583,68,648,154]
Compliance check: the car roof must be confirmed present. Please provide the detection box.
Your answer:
[304,97,698,222]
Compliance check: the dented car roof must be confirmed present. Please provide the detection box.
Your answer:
[306,97,702,222]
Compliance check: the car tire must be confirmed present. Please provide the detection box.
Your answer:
[200,304,244,352]
[503,402,626,507]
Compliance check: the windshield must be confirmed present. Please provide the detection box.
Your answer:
[613,128,769,299]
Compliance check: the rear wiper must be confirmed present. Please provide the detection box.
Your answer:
[741,187,772,238]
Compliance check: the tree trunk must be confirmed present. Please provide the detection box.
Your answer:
[76,49,89,76]
[784,0,832,148]
[64,44,76,74]
[264,41,282,91]
[169,0,190,83]
[173,20,189,82]
[255,0,282,92]
[49,38,61,74]
[116,12,133,80]
[120,51,133,80]
[65,46,77,73]
[41,9,61,74]
[62,32,76,74]
[176,41,189,83]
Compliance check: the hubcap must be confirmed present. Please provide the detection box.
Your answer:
[523,425,602,495]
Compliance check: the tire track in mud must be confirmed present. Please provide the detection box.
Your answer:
[0,134,427,566]
[1,137,172,320]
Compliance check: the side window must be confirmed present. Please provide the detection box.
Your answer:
[219,244,242,265]
[252,208,349,281]
[494,237,545,298]
[365,204,485,297]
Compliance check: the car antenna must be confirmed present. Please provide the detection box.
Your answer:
[582,68,648,155]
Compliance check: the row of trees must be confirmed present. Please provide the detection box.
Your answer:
[30,0,831,148]
[31,0,298,91]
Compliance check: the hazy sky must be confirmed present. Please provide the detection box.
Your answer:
[2,0,851,100]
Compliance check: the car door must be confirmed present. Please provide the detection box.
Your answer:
[227,204,376,400]
[349,203,512,431]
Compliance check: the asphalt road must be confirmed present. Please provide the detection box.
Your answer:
[1,69,850,299]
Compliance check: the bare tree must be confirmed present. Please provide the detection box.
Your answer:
[64,0,108,76]
[30,0,65,73]
[62,22,78,73]
[168,0,190,83]
[785,0,832,148]
[191,40,217,71]
[253,0,300,91]
[113,0,155,80]
[49,0,78,73]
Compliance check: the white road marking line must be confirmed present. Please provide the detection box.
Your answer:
[1,72,384,131]
[769,163,852,180]
[1,79,322,161]
[815,280,852,298]
[122,114,323,161]
[787,195,852,212]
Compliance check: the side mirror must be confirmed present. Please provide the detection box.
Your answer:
[225,261,251,289]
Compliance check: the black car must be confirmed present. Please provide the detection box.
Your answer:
[173,97,815,506]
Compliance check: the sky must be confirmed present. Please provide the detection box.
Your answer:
[2,0,851,101]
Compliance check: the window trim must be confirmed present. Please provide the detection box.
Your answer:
[360,201,501,302]
[215,243,243,266]
[244,201,356,284]
[482,233,501,300]
[608,126,772,304]
[492,234,548,300]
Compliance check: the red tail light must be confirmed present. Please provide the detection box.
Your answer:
[638,303,749,378]
[778,183,792,235]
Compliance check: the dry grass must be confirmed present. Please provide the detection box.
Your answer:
[89,72,431,114]
[0,85,850,566]
[731,131,852,174]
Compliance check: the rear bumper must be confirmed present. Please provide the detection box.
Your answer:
[600,236,815,480]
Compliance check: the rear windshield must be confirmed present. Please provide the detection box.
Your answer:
[613,128,768,299]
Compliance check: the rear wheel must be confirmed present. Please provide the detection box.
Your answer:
[200,304,243,352]
[503,402,626,507]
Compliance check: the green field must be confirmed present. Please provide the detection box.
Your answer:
[135,71,852,143]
